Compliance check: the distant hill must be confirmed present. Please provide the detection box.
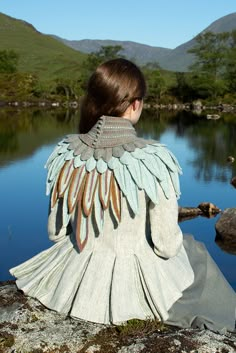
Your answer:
[1,11,236,76]
[53,12,236,72]
[0,12,86,81]
[52,37,171,66]
[162,12,236,71]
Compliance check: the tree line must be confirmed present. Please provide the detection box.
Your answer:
[0,30,236,105]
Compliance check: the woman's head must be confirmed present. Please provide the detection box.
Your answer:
[79,58,146,133]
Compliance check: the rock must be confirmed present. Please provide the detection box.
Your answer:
[51,102,60,107]
[227,156,235,163]
[206,114,221,120]
[215,208,236,255]
[0,282,235,353]
[0,282,103,353]
[231,176,236,188]
[178,206,203,222]
[198,202,221,217]
[178,203,221,222]
[192,100,203,113]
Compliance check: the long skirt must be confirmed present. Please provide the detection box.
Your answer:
[10,235,235,332]
[167,236,235,333]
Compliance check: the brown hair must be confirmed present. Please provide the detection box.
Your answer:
[79,58,146,133]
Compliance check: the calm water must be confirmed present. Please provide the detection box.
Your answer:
[0,108,236,289]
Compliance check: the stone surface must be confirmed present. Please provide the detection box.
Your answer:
[178,202,220,223]
[215,208,236,254]
[0,282,235,353]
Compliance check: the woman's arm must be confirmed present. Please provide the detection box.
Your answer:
[48,198,72,242]
[149,182,183,258]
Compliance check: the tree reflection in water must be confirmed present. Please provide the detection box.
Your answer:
[0,108,80,167]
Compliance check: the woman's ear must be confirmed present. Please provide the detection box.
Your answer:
[132,99,141,111]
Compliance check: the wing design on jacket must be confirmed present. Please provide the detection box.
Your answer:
[45,134,182,251]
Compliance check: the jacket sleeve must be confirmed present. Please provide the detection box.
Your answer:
[149,181,183,258]
[48,198,72,242]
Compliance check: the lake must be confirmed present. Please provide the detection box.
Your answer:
[0,107,235,290]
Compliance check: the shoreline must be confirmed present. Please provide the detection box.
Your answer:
[0,100,236,113]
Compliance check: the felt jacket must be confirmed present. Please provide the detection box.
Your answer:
[11,116,195,324]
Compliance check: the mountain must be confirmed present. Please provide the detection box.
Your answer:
[53,12,236,72]
[0,11,236,75]
[0,12,86,81]
[162,12,236,71]
[52,37,171,66]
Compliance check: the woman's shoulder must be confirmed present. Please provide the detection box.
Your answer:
[45,133,182,202]
[47,133,180,164]
[45,132,182,250]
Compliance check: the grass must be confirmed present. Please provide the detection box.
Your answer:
[0,12,87,82]
[115,318,166,336]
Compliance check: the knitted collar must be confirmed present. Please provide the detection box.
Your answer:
[64,115,155,160]
[79,115,137,148]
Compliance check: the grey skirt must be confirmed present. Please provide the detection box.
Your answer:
[167,235,236,333]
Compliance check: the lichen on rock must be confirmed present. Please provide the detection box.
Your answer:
[0,281,235,353]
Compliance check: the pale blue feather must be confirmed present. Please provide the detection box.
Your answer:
[131,148,147,160]
[119,151,135,165]
[127,157,143,189]
[141,153,164,181]
[64,150,75,161]
[85,157,97,172]
[113,163,126,195]
[45,144,64,168]
[74,156,85,168]
[159,168,171,199]
[169,170,181,198]
[47,154,66,183]
[123,167,139,215]
[62,188,71,228]
[96,158,108,173]
[107,157,120,170]
[139,162,158,204]
[154,147,179,173]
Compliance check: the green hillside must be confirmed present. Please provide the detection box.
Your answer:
[0,12,86,81]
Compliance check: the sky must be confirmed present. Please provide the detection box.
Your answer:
[0,0,235,49]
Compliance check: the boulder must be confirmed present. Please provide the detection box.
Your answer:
[0,282,235,353]
[215,208,236,254]
[231,176,236,188]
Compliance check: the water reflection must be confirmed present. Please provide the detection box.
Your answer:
[0,108,235,288]
[169,111,236,183]
[215,233,236,255]
[0,108,80,167]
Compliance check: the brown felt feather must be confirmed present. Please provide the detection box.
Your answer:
[99,169,112,210]
[50,158,122,253]
[76,204,89,251]
[68,166,87,214]
[51,177,59,209]
[83,170,99,217]
[58,160,74,197]
[110,174,121,222]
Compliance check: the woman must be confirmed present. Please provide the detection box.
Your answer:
[10,59,235,331]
